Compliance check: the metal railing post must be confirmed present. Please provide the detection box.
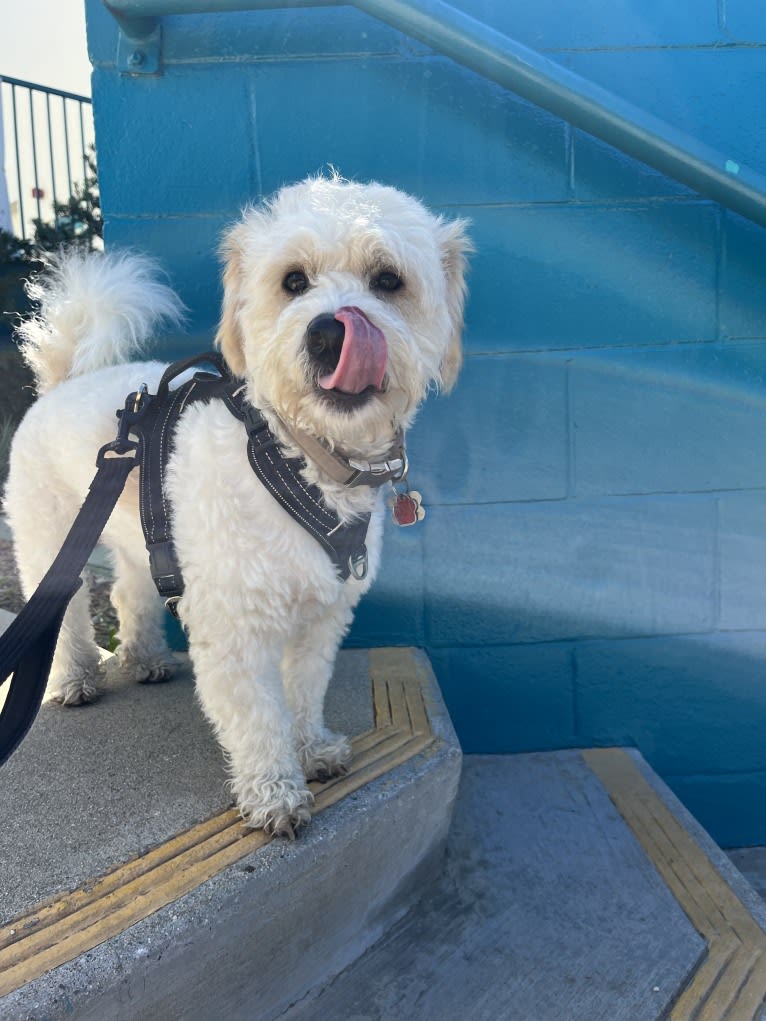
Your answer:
[9,84,25,239]
[28,89,42,226]
[45,92,59,213]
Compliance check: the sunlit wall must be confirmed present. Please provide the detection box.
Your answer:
[86,0,766,845]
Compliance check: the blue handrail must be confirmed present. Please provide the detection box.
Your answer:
[103,0,766,230]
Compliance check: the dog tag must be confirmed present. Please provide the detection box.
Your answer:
[392,490,425,527]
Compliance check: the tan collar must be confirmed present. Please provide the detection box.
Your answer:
[278,420,407,489]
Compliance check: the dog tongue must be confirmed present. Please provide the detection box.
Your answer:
[318,306,387,394]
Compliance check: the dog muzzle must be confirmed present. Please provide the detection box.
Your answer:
[316,306,388,395]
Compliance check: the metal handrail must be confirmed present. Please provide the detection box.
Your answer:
[0,76,93,240]
[103,0,766,230]
[0,75,92,106]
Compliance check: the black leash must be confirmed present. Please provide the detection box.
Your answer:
[0,356,214,767]
[0,427,141,766]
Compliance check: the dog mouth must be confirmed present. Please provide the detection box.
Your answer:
[306,307,387,409]
[316,383,385,412]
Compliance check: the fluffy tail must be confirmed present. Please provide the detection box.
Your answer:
[16,250,185,394]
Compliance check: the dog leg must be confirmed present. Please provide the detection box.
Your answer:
[44,584,105,705]
[109,548,176,683]
[190,635,313,838]
[282,605,353,783]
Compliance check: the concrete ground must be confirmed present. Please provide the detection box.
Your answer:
[2,572,766,1019]
[2,507,765,887]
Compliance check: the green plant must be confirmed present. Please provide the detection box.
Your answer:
[32,147,102,252]
[0,148,100,343]
[0,230,37,264]
[0,413,17,493]
[0,146,101,267]
[0,347,35,420]
[0,347,36,493]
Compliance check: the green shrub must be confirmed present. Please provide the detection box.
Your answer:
[0,414,17,493]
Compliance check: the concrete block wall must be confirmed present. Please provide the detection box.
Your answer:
[85,0,766,845]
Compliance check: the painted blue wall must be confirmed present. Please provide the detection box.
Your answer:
[85,1,766,846]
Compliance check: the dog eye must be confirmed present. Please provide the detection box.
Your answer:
[371,270,403,293]
[283,270,309,295]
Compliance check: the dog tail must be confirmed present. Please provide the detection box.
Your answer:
[16,250,185,394]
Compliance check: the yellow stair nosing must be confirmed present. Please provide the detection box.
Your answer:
[0,654,439,1000]
[584,748,766,1021]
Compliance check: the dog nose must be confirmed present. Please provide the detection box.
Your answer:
[306,314,345,365]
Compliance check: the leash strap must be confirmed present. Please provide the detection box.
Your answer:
[0,447,139,766]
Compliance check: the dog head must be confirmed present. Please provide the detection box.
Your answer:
[215,175,470,454]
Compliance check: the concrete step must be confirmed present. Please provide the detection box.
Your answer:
[0,642,461,1021]
[285,750,766,1021]
[2,605,766,1021]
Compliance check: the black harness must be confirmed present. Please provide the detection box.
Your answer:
[0,351,405,766]
[135,352,379,612]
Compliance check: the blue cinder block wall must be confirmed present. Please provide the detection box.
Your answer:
[86,1,766,846]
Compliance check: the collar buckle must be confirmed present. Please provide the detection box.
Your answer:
[348,450,407,484]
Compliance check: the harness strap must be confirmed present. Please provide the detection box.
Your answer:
[221,387,371,582]
[136,354,236,613]
[136,351,376,612]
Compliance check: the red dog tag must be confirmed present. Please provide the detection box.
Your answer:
[392,490,425,527]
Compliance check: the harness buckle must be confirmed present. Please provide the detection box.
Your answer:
[96,385,152,466]
[164,596,181,619]
[348,545,368,581]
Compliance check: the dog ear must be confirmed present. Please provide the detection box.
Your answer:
[215,225,247,377]
[437,217,472,393]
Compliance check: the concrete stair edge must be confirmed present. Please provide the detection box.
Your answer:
[0,648,462,1021]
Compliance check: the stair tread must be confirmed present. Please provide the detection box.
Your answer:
[285,751,766,1021]
[0,647,372,924]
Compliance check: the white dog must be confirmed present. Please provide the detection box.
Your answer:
[5,175,469,837]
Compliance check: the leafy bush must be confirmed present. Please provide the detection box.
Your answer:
[31,148,101,253]
[0,348,35,492]
[0,414,16,492]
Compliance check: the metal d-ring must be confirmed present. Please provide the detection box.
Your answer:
[348,545,369,581]
[133,383,149,414]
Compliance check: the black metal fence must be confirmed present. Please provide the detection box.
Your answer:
[0,75,94,241]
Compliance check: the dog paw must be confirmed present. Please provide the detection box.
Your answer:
[299,730,352,782]
[262,803,313,841]
[45,668,103,706]
[236,778,314,839]
[117,647,176,685]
